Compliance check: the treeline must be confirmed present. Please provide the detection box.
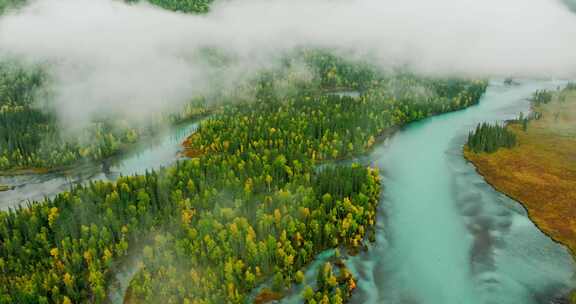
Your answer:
[125,0,213,13]
[532,89,553,106]
[148,0,212,13]
[467,122,517,153]
[1,0,214,15]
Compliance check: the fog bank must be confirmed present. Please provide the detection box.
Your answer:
[1,0,575,125]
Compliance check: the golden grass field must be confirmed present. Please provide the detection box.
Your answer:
[465,89,576,256]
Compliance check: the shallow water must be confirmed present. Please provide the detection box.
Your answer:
[0,121,199,210]
[347,80,575,304]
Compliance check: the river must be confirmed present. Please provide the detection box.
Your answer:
[0,120,200,211]
[346,79,575,304]
[1,80,574,303]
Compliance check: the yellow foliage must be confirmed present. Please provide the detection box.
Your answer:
[63,273,73,287]
[274,209,282,225]
[181,209,195,225]
[48,207,59,227]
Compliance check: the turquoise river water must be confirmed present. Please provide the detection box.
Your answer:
[0,80,574,303]
[346,79,575,304]
[0,121,199,210]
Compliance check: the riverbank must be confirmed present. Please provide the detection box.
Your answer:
[344,79,575,304]
[464,87,576,257]
[0,114,210,177]
[0,117,203,211]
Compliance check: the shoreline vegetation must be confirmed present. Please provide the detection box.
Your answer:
[0,112,210,178]
[464,84,576,302]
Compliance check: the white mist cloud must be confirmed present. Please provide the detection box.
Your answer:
[0,0,575,126]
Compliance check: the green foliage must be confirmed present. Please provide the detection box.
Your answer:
[0,0,25,14]
[3,0,214,15]
[186,77,487,163]
[0,1,490,300]
[0,51,488,303]
[467,122,517,153]
[0,61,208,171]
[532,89,553,105]
[126,0,213,14]
[301,49,377,90]
[0,146,381,303]
[306,260,355,304]
[0,47,486,172]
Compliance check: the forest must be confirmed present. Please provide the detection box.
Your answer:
[0,0,495,303]
[0,52,488,303]
[0,60,209,172]
[0,0,215,172]
[0,46,486,173]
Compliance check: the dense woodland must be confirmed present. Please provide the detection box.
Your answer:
[0,56,487,303]
[0,0,485,172]
[0,1,491,303]
[0,0,214,171]
[0,47,485,172]
[0,61,209,171]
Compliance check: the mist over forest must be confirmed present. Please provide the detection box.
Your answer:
[0,1,575,304]
[0,0,575,126]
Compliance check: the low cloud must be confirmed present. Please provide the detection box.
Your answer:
[0,0,575,127]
